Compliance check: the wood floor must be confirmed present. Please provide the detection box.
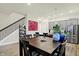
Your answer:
[0,43,19,56]
[0,42,79,56]
[65,43,79,56]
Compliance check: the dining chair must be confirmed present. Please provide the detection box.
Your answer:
[35,32,39,34]
[20,39,30,56]
[19,25,28,56]
[20,38,41,56]
[58,42,66,56]
[33,32,40,37]
[53,43,65,56]
[19,25,41,56]
[26,34,32,39]
[43,33,48,37]
[52,45,60,56]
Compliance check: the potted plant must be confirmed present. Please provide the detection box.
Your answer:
[53,24,61,33]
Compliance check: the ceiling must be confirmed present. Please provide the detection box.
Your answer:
[0,3,79,21]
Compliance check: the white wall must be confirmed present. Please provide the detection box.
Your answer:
[39,20,49,34]
[0,29,19,46]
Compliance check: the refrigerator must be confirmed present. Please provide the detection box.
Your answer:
[67,25,79,44]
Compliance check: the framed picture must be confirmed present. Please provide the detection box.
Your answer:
[28,20,38,31]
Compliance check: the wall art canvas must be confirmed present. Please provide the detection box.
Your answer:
[28,20,38,31]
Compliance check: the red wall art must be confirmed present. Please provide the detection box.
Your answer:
[28,20,38,31]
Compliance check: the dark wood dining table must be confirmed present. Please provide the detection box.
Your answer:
[24,36,60,56]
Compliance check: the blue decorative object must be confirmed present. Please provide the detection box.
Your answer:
[59,34,65,43]
[53,33,60,41]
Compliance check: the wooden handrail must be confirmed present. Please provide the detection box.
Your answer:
[0,17,25,32]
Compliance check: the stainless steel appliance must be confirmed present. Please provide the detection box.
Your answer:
[67,25,79,44]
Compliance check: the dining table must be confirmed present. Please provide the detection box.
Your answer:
[24,36,61,56]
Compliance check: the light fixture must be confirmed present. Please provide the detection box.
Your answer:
[38,19,41,21]
[69,10,76,14]
[69,10,73,13]
[27,3,31,6]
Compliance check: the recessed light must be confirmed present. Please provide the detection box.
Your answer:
[69,10,73,13]
[27,3,31,6]
[38,19,41,21]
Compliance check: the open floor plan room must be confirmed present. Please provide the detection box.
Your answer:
[0,3,79,56]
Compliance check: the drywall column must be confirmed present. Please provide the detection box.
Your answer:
[40,20,49,34]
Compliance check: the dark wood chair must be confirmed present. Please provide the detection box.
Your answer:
[58,37,66,56]
[19,38,41,56]
[33,32,40,37]
[47,34,53,38]
[26,34,32,39]
[53,42,66,56]
[51,45,60,56]
[19,25,27,56]
[20,39,30,56]
[43,33,48,37]
[35,32,39,34]
[58,43,65,56]
[19,26,41,56]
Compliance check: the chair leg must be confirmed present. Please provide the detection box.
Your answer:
[58,45,62,56]
[58,45,65,56]
[24,48,27,56]
[24,47,30,56]
[19,41,23,56]
[37,53,41,56]
[29,49,32,56]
